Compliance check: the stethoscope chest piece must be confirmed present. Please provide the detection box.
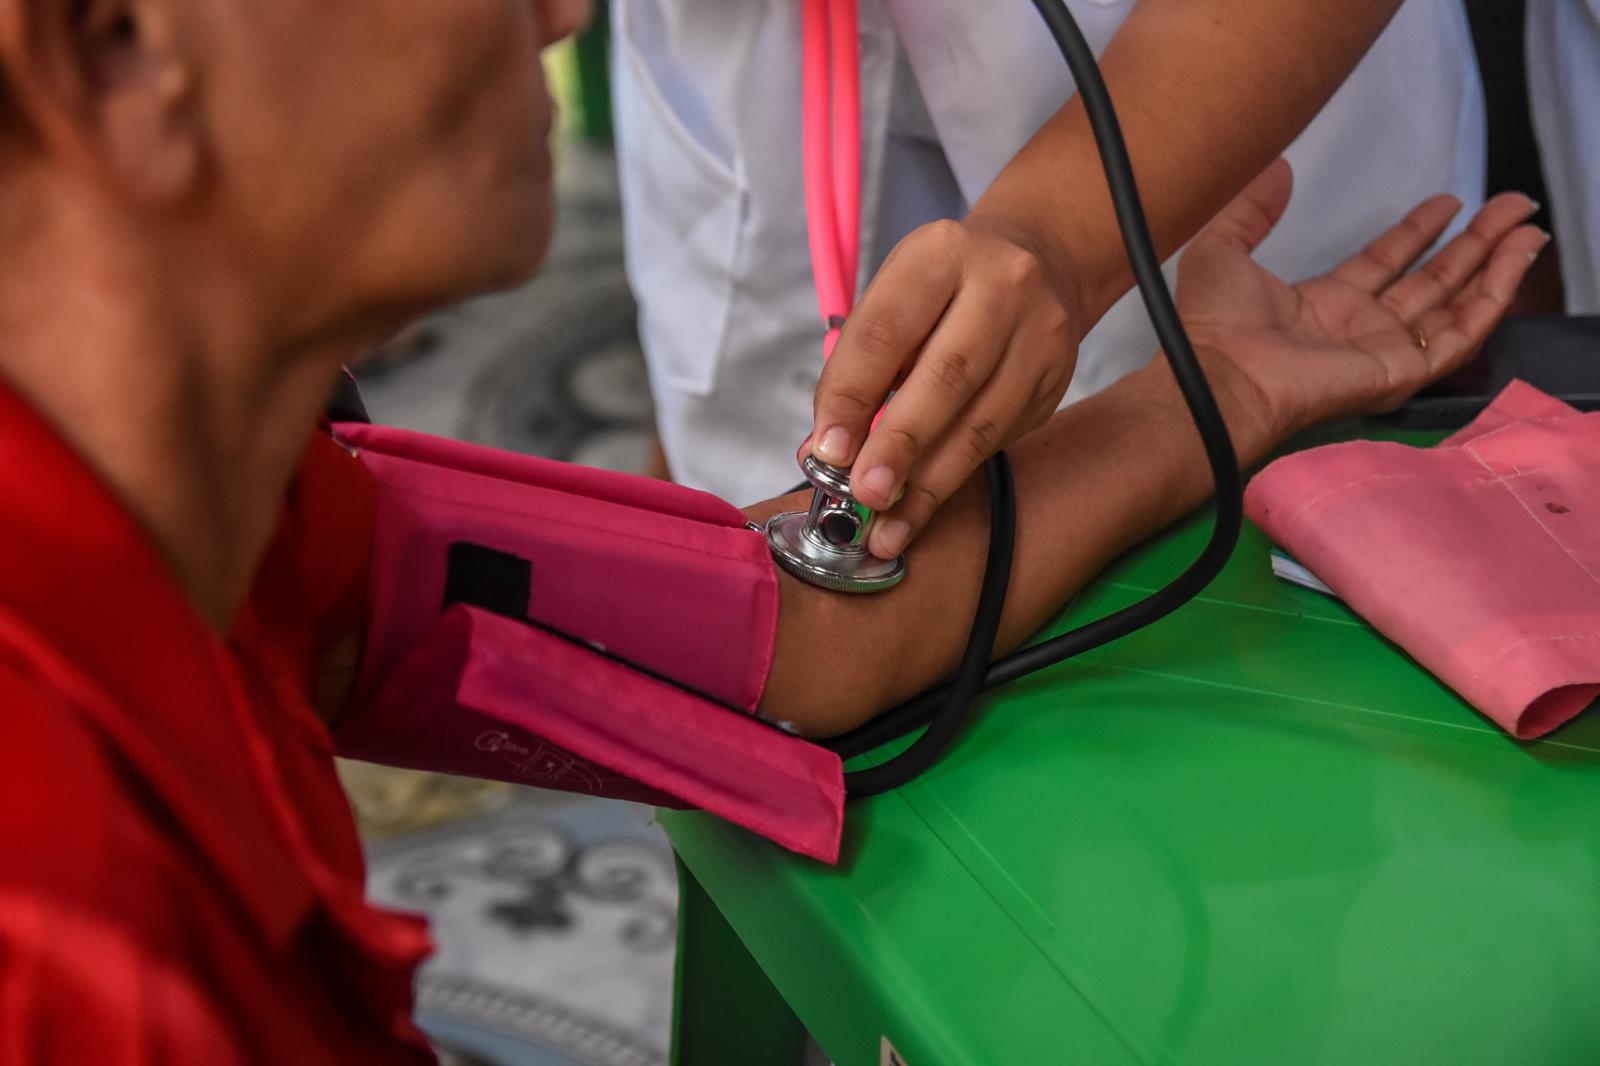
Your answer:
[765,454,906,593]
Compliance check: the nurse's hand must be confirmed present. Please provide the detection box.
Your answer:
[806,217,1085,559]
[1175,159,1547,458]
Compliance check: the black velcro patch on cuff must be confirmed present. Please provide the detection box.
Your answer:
[442,542,532,620]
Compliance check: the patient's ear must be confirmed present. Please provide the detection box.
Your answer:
[0,0,201,202]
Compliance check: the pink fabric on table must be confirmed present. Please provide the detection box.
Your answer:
[1245,381,1600,738]
[331,422,845,863]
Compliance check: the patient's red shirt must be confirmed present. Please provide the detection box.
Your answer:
[0,382,435,1062]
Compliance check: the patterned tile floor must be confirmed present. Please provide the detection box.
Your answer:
[346,141,678,1066]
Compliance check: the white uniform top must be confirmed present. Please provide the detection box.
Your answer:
[613,0,1486,503]
[1527,0,1600,314]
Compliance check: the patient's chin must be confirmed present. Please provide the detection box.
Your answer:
[344,172,554,330]
[436,192,554,303]
[482,212,555,292]
[478,160,555,277]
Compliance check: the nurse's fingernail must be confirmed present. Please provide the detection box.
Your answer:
[858,465,896,507]
[874,519,911,558]
[816,426,852,465]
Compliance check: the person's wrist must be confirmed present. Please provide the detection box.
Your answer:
[1190,345,1293,468]
[1132,349,1285,471]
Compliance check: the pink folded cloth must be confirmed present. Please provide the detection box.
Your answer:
[1245,381,1600,738]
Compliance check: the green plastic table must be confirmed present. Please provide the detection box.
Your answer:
[662,424,1600,1066]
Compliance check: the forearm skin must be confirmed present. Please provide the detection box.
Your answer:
[753,356,1272,736]
[970,0,1403,323]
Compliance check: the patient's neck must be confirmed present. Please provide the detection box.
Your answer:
[0,219,363,631]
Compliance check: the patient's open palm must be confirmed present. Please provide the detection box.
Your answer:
[1175,160,1546,441]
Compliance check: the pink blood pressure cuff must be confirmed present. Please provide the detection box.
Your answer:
[330,422,844,863]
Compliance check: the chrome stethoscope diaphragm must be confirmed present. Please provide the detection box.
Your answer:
[763,454,907,593]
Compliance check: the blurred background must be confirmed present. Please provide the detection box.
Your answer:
[339,3,1568,1062]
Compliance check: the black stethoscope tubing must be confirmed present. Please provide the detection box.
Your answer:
[829,0,1245,796]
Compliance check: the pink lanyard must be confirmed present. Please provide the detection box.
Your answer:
[802,0,862,360]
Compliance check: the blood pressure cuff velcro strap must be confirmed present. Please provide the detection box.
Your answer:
[330,423,844,863]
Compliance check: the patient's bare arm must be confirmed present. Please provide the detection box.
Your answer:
[751,358,1251,737]
[753,164,1546,737]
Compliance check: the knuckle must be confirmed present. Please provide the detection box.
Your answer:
[883,422,925,459]
[1467,208,1503,237]
[852,311,902,359]
[1420,258,1455,288]
[1397,214,1431,245]
[819,380,880,420]
[1031,369,1066,410]
[962,417,1002,465]
[1041,301,1075,343]
[920,218,967,249]
[1366,246,1404,275]
[1000,245,1043,286]
[911,219,969,276]
[1238,197,1276,240]
[903,480,943,518]
[927,351,977,395]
